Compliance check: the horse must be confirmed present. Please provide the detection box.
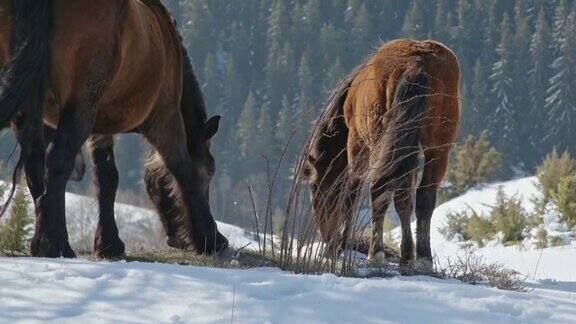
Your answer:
[302,39,460,267]
[0,123,86,182]
[0,0,228,258]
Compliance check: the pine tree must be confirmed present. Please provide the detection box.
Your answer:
[256,101,274,158]
[298,51,313,106]
[181,0,215,68]
[402,0,430,39]
[237,92,259,158]
[489,14,517,170]
[325,56,345,93]
[202,53,219,114]
[528,8,553,163]
[481,0,499,65]
[351,3,375,61]
[513,0,534,169]
[223,57,244,115]
[466,60,489,137]
[455,0,483,70]
[0,185,32,253]
[546,6,576,152]
[266,0,290,62]
[432,0,451,43]
[552,0,570,56]
[320,23,340,65]
[276,95,293,145]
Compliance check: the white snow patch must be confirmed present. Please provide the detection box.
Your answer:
[1,257,575,323]
[390,177,576,282]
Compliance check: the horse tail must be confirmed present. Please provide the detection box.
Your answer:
[0,1,55,215]
[373,63,427,190]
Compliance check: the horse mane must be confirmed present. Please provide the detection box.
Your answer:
[180,44,208,125]
[137,0,208,129]
[307,55,370,156]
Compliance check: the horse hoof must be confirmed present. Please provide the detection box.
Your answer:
[191,232,229,255]
[94,237,126,259]
[413,257,434,273]
[166,236,188,249]
[31,234,76,258]
[215,232,229,254]
[367,251,387,266]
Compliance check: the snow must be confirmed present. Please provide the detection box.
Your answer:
[1,257,576,323]
[412,177,576,282]
[1,177,576,322]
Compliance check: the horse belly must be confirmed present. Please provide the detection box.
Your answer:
[92,100,155,134]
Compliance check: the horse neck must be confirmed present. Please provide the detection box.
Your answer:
[314,115,350,186]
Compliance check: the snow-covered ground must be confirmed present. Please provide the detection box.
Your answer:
[1,257,575,323]
[1,177,575,323]
[418,177,576,282]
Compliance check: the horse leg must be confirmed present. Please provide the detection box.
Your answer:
[415,148,450,266]
[88,135,125,258]
[339,180,360,253]
[369,179,392,264]
[144,118,227,254]
[30,103,95,258]
[393,174,416,266]
[144,164,187,249]
[12,115,45,202]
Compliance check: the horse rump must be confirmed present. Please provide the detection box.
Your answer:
[371,63,428,190]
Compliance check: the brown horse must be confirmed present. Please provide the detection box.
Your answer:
[303,39,460,267]
[0,0,228,257]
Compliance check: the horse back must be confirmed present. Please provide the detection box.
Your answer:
[0,0,183,133]
[344,39,460,150]
[92,0,183,133]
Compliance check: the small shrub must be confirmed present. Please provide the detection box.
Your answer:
[549,236,565,247]
[527,195,547,230]
[536,149,576,201]
[466,213,495,247]
[436,253,526,291]
[552,173,576,230]
[533,228,548,249]
[443,131,501,200]
[440,209,471,241]
[490,187,527,244]
[0,185,33,253]
[440,207,496,246]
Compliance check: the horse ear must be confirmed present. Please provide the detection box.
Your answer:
[302,155,317,181]
[205,115,221,139]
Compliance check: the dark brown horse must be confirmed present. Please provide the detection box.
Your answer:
[303,39,460,267]
[0,0,228,257]
[0,124,86,181]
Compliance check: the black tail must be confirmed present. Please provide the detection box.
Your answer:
[0,1,55,214]
[372,65,427,189]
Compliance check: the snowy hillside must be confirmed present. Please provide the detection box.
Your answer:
[409,177,576,282]
[0,183,258,253]
[1,177,576,323]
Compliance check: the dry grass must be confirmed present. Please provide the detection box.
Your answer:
[435,253,527,291]
[79,248,280,270]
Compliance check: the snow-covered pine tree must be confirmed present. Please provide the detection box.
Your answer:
[552,0,570,56]
[237,92,259,159]
[0,184,32,253]
[489,14,517,171]
[513,0,535,169]
[546,6,576,152]
[528,8,553,162]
